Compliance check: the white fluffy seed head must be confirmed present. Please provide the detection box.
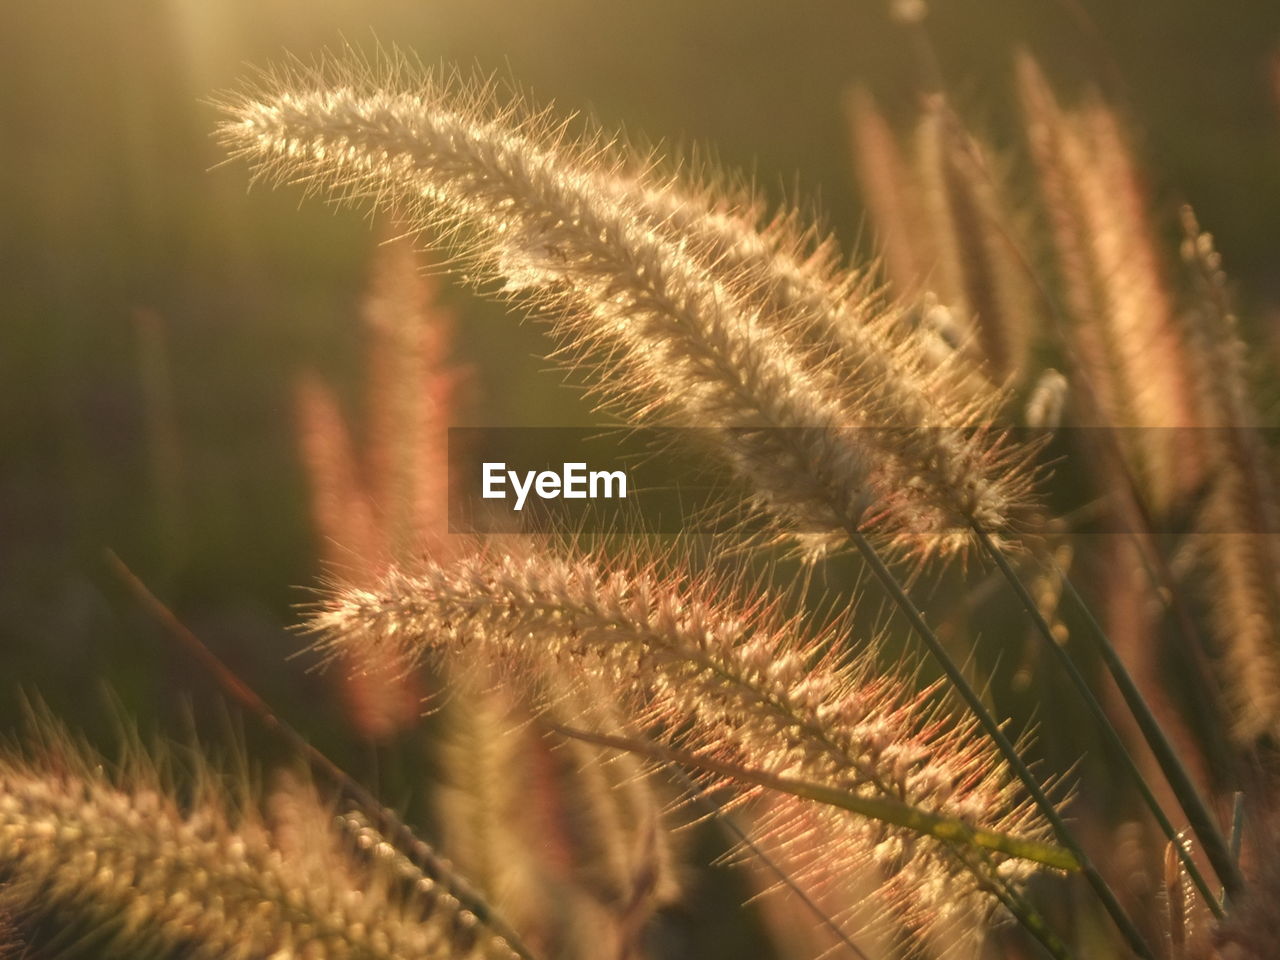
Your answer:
[0,727,516,960]
[305,541,1053,949]
[215,50,1040,563]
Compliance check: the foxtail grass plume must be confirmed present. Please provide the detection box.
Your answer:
[296,237,463,574]
[0,723,522,960]
[433,676,679,960]
[432,685,621,960]
[912,97,1037,382]
[531,684,681,924]
[445,686,686,960]
[215,49,1039,561]
[848,87,1038,384]
[296,370,385,569]
[434,685,546,937]
[1179,209,1280,743]
[846,86,928,304]
[362,236,465,561]
[305,541,1056,950]
[295,237,464,739]
[1016,54,1202,518]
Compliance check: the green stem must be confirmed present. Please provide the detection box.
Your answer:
[844,529,1154,959]
[1224,791,1245,908]
[556,724,1075,960]
[552,724,1079,870]
[1049,554,1242,901]
[975,527,1227,915]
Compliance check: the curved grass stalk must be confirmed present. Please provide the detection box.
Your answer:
[553,724,1077,871]
[840,526,1155,958]
[972,526,1231,913]
[852,43,1236,923]
[1050,556,1240,903]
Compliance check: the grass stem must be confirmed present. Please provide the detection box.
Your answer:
[1049,554,1242,900]
[972,527,1227,916]
[1223,791,1245,908]
[843,528,1153,959]
[552,725,1079,870]
[555,724,1075,960]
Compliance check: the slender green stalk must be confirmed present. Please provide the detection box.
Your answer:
[557,724,1074,960]
[934,57,1227,730]
[1042,552,1242,900]
[843,527,1155,960]
[1120,529,1236,756]
[971,528,1228,917]
[1222,791,1246,909]
[925,56,1241,900]
[554,724,1078,870]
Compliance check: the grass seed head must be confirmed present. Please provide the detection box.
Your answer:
[216,49,1040,563]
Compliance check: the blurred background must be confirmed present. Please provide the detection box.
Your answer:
[1,1,1279,952]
